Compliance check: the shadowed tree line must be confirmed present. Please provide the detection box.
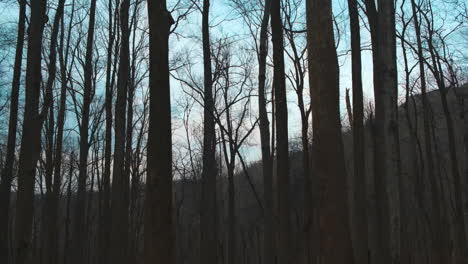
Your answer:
[0,0,466,264]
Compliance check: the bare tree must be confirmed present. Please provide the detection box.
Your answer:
[257,2,274,264]
[271,0,291,263]
[306,0,354,262]
[14,0,48,263]
[0,1,26,262]
[109,0,130,262]
[210,39,257,264]
[72,0,98,262]
[347,0,367,262]
[40,1,66,263]
[100,0,117,262]
[200,0,218,263]
[143,0,175,263]
[364,0,402,261]
[420,2,466,259]
[409,0,448,261]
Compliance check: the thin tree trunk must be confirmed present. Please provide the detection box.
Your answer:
[439,87,465,261]
[409,0,448,261]
[143,1,174,264]
[257,1,274,264]
[100,0,115,262]
[423,9,466,258]
[72,0,97,262]
[200,0,218,263]
[40,1,66,262]
[109,0,130,263]
[64,153,75,264]
[271,0,291,263]
[363,0,385,262]
[347,0,368,261]
[400,21,428,262]
[345,88,353,127]
[0,1,26,262]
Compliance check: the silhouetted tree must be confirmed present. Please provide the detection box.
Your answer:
[143,0,174,264]
[306,0,354,262]
[0,1,26,262]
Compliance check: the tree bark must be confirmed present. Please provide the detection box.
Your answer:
[347,0,368,262]
[14,0,47,263]
[271,0,291,263]
[200,1,218,264]
[257,2,274,264]
[364,0,401,262]
[307,0,354,262]
[109,0,130,263]
[376,0,401,262]
[143,1,174,264]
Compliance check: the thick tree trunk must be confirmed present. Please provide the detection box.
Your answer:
[365,0,401,262]
[0,1,26,262]
[109,0,130,263]
[257,2,274,264]
[347,0,368,262]
[376,0,401,262]
[143,1,174,264]
[307,0,354,262]
[271,0,291,263]
[14,0,47,263]
[363,1,385,262]
[200,1,218,264]
[72,0,97,262]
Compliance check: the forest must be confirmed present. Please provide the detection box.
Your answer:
[0,0,467,263]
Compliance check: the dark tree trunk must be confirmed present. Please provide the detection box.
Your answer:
[347,0,368,262]
[365,0,401,262]
[363,0,386,262]
[100,1,115,263]
[257,1,274,264]
[376,0,401,262]
[109,0,130,263]
[271,0,291,263]
[409,0,448,261]
[143,1,174,264]
[40,1,66,262]
[14,0,47,263]
[0,1,26,262]
[307,0,354,262]
[439,87,465,261]
[64,152,75,264]
[345,88,353,127]
[200,1,218,264]
[72,0,97,262]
